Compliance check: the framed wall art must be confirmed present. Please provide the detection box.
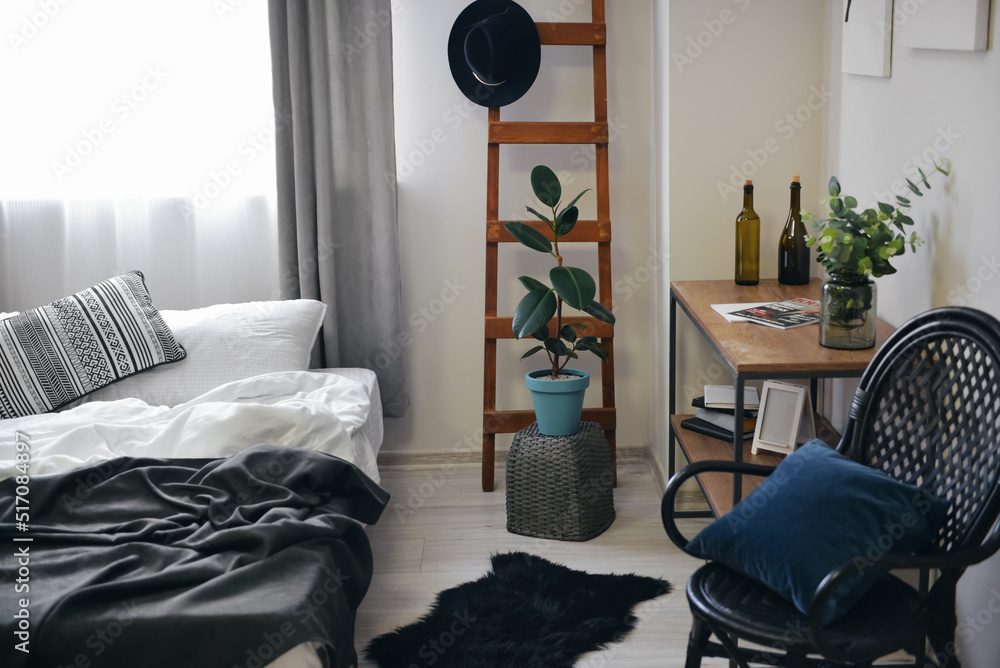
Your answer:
[897,0,991,51]
[841,0,894,77]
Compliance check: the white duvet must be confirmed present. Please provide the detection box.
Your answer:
[0,370,380,484]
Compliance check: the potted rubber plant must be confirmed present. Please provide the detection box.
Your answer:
[506,165,615,436]
[805,159,950,349]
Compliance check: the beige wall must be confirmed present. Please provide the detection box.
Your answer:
[386,1,654,458]
[828,2,1000,664]
[657,0,830,472]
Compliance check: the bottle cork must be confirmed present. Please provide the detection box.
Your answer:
[745,179,753,186]
[792,175,800,183]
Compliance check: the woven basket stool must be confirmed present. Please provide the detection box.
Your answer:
[505,422,615,541]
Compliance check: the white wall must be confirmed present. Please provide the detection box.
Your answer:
[829,2,1000,664]
[387,1,654,458]
[658,0,829,472]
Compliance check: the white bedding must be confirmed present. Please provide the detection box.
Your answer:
[0,369,381,484]
[0,368,384,668]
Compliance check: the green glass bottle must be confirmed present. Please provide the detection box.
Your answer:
[778,175,810,285]
[735,179,760,286]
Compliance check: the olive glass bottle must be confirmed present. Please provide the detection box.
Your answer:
[735,179,760,286]
[778,175,810,285]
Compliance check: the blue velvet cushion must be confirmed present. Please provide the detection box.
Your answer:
[686,440,948,623]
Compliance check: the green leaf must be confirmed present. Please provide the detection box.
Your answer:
[557,189,591,221]
[918,168,930,189]
[896,195,911,205]
[550,266,596,310]
[590,344,611,362]
[505,222,552,253]
[828,176,841,197]
[530,165,562,208]
[844,196,858,209]
[520,346,545,360]
[544,337,570,356]
[512,289,556,339]
[526,206,553,228]
[560,325,577,342]
[857,256,873,275]
[554,206,579,237]
[906,178,922,196]
[518,276,548,292]
[830,197,844,216]
[568,322,587,330]
[896,213,915,227]
[531,325,550,341]
[877,202,894,216]
[583,300,615,324]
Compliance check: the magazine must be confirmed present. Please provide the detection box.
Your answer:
[729,298,821,330]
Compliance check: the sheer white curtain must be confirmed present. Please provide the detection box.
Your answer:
[0,1,278,311]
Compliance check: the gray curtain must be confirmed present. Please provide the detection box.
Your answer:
[268,0,407,417]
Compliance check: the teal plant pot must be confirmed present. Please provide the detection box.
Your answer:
[525,369,590,436]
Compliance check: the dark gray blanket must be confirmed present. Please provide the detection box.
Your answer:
[0,445,389,668]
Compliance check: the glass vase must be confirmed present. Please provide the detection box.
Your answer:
[819,273,877,350]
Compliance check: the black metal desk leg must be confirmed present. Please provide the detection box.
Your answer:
[732,375,745,509]
[669,293,677,478]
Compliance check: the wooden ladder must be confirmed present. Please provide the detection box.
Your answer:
[482,0,616,492]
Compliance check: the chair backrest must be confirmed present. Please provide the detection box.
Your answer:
[841,307,1000,556]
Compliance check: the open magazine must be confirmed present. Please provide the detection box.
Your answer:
[730,298,821,330]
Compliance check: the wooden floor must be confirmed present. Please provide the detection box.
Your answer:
[354,456,729,667]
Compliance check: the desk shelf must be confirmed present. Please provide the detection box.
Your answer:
[671,413,842,516]
[668,279,892,518]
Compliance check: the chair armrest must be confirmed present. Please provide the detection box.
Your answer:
[661,460,778,556]
[807,546,997,662]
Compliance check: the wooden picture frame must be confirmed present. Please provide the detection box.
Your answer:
[751,381,816,456]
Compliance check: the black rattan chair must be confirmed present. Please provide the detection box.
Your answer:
[662,306,1000,667]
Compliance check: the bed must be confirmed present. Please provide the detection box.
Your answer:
[0,274,388,668]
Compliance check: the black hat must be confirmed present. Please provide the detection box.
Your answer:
[448,0,541,108]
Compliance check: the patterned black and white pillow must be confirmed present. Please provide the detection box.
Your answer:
[0,271,186,419]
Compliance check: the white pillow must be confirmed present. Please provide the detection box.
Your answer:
[80,299,326,407]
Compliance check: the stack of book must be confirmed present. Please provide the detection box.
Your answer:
[681,385,759,441]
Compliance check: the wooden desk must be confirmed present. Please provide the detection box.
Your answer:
[669,279,894,517]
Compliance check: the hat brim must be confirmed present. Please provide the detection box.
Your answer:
[448,0,541,108]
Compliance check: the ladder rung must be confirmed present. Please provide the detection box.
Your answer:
[535,22,607,45]
[488,220,611,243]
[489,122,608,145]
[484,408,616,433]
[486,316,613,340]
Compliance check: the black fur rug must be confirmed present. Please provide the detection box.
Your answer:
[364,552,671,668]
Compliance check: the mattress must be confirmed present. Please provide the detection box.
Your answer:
[317,367,385,455]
